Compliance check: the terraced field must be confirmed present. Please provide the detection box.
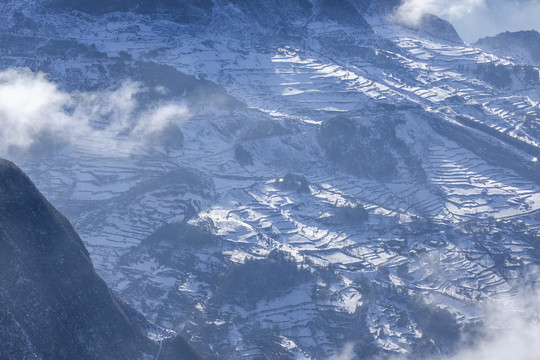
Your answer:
[2,3,540,359]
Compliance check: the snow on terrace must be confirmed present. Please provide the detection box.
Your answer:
[480,96,540,146]
[270,47,392,108]
[191,143,540,315]
[163,43,400,116]
[427,143,540,220]
[380,28,540,145]
[15,17,538,256]
[14,7,540,314]
[66,13,540,157]
[354,25,540,222]
[4,11,538,348]
[200,177,409,272]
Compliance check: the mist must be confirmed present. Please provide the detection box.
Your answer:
[393,0,540,43]
[325,282,540,360]
[448,284,540,360]
[0,68,190,156]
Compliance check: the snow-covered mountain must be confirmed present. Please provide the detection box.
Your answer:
[475,30,540,67]
[1,0,540,359]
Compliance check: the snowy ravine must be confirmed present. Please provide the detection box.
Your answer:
[1,1,540,359]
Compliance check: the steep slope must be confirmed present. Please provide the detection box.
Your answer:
[0,159,201,360]
[414,13,463,44]
[475,30,540,66]
[0,1,539,359]
[37,0,372,31]
[41,0,214,21]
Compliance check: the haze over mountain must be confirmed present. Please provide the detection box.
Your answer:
[1,0,540,359]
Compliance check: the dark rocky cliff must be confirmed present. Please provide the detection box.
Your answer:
[0,159,201,360]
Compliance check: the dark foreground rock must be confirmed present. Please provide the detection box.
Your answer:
[0,159,201,360]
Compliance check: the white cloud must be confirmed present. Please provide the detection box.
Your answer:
[448,286,540,360]
[327,283,540,360]
[392,0,540,42]
[132,104,191,140]
[0,69,76,150]
[327,343,356,360]
[0,68,190,155]
[452,0,540,42]
[392,0,485,28]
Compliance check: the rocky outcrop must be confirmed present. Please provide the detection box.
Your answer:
[0,159,200,360]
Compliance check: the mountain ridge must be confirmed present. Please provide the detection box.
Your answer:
[475,30,540,66]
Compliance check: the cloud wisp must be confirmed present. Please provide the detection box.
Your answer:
[392,0,485,28]
[323,280,540,360]
[392,0,540,43]
[0,68,190,156]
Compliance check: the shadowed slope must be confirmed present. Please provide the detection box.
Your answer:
[0,159,201,360]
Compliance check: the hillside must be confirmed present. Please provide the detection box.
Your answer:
[0,1,539,358]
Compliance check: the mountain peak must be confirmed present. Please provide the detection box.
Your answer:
[475,30,540,65]
[418,13,463,44]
